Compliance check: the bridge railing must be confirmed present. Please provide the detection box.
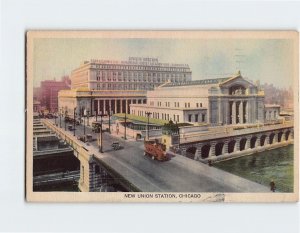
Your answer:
[42,119,92,161]
[180,122,293,144]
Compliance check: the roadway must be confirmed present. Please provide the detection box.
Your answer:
[49,119,270,193]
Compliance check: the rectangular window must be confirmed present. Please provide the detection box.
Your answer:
[202,114,205,122]
[188,114,192,122]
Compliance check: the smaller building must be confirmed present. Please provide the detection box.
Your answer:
[39,76,71,113]
[264,104,280,122]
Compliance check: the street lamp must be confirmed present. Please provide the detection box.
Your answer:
[81,107,86,136]
[64,110,68,131]
[59,108,62,128]
[145,112,152,140]
[87,110,90,126]
[124,110,127,140]
[98,111,106,153]
[73,107,77,136]
[54,112,57,125]
[106,109,113,134]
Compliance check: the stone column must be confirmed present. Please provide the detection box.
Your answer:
[194,145,202,160]
[245,137,251,150]
[222,141,228,155]
[209,142,216,157]
[103,99,106,114]
[109,99,112,113]
[273,133,278,143]
[97,100,100,114]
[120,99,123,113]
[245,101,249,124]
[218,98,222,124]
[126,99,128,114]
[114,99,117,114]
[232,101,236,124]
[265,135,270,146]
[234,138,240,152]
[239,101,244,124]
[256,135,261,147]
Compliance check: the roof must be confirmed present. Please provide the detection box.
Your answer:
[161,77,231,88]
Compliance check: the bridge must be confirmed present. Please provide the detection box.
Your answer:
[42,119,270,193]
[176,122,294,162]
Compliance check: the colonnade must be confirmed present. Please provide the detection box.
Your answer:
[230,100,249,124]
[89,98,146,115]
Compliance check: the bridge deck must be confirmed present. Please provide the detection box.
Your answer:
[43,119,270,193]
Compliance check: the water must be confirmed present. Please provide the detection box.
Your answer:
[214,145,294,192]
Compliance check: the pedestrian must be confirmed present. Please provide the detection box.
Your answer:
[270,180,276,192]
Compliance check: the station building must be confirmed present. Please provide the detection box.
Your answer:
[58,57,192,116]
[130,71,279,125]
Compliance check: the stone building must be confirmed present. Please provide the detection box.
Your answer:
[59,57,192,116]
[130,72,268,125]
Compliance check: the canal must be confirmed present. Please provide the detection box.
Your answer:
[214,145,294,192]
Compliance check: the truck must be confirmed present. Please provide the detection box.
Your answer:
[144,140,175,161]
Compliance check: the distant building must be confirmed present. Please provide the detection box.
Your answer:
[40,76,71,112]
[59,58,192,116]
[130,72,271,125]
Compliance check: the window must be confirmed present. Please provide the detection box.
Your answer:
[188,114,192,122]
[202,114,205,122]
[195,114,198,122]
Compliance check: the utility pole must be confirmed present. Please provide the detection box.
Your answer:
[73,107,76,136]
[145,112,152,140]
[64,110,68,131]
[59,108,62,128]
[107,109,113,134]
[124,111,127,140]
[87,110,90,126]
[98,111,106,153]
[83,113,86,136]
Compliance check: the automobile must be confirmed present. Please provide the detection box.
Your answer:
[111,141,121,150]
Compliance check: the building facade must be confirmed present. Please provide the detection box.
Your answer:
[39,76,71,112]
[59,57,192,116]
[130,72,268,125]
[58,88,147,117]
[70,57,192,90]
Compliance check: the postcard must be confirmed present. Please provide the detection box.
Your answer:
[26,31,298,202]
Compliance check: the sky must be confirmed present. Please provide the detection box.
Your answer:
[33,38,295,89]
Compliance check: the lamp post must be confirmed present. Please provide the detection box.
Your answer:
[98,111,106,153]
[83,109,86,136]
[145,112,152,140]
[54,112,57,125]
[95,110,98,122]
[59,108,62,128]
[64,110,68,131]
[124,111,127,140]
[87,110,90,126]
[106,109,113,134]
[73,107,76,136]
